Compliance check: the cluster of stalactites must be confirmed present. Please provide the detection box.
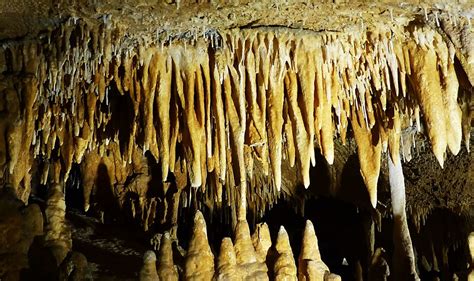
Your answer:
[140,211,339,281]
[0,17,471,210]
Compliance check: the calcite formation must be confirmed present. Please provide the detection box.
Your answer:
[140,250,160,281]
[298,220,330,281]
[274,226,298,280]
[388,154,418,280]
[234,220,269,279]
[0,1,472,223]
[156,232,179,281]
[216,237,239,280]
[158,210,341,280]
[184,211,215,280]
[43,184,73,265]
[0,0,473,279]
[252,222,272,264]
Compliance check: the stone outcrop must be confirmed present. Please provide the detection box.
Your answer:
[0,188,43,280]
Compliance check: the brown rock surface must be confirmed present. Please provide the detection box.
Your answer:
[0,188,43,280]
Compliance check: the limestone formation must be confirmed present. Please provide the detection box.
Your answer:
[43,184,73,266]
[368,248,390,281]
[274,226,297,280]
[298,220,330,281]
[216,238,241,280]
[58,251,89,281]
[0,5,472,223]
[234,220,269,279]
[140,250,159,281]
[156,232,179,281]
[252,222,272,264]
[388,154,419,280]
[184,211,215,280]
[0,0,472,279]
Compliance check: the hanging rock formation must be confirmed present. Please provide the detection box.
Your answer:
[0,3,472,223]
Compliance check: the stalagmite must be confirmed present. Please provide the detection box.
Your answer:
[252,222,272,264]
[184,211,214,280]
[298,220,330,281]
[156,232,178,281]
[43,184,72,266]
[326,273,342,281]
[140,251,159,281]
[216,238,241,280]
[368,248,390,281]
[234,219,268,279]
[274,226,297,280]
[388,154,419,281]
[0,189,43,279]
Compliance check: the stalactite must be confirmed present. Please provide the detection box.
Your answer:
[407,32,447,167]
[350,106,382,208]
[0,15,471,238]
[156,53,172,182]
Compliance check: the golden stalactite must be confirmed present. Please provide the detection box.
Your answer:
[0,17,470,224]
